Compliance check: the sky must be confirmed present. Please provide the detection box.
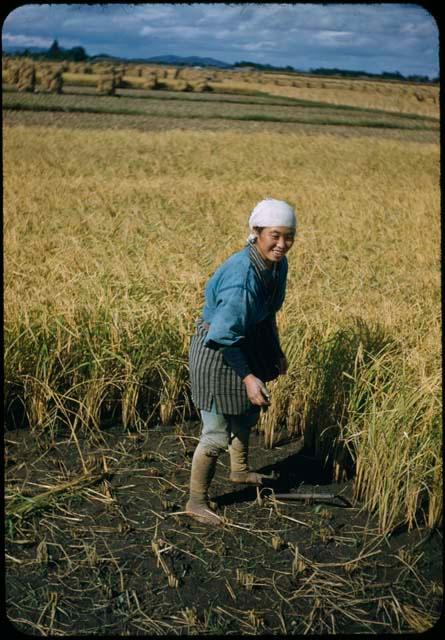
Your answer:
[1,3,440,78]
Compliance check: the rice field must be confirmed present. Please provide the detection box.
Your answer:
[3,66,442,634]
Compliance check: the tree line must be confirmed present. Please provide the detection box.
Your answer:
[4,39,88,63]
[233,60,437,84]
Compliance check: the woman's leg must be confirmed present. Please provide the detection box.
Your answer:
[228,409,276,485]
[185,404,230,525]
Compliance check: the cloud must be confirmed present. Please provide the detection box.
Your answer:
[2,33,53,48]
[313,30,356,46]
[1,3,439,77]
[239,41,276,52]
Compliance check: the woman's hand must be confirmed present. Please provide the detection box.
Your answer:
[243,374,270,406]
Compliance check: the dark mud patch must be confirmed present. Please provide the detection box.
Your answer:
[5,423,442,635]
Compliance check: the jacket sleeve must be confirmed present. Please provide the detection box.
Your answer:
[221,345,252,379]
[204,283,253,348]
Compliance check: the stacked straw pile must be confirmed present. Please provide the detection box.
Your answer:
[175,80,193,92]
[16,62,36,92]
[113,67,125,88]
[97,73,116,96]
[193,81,213,92]
[68,62,92,74]
[39,65,64,93]
[141,69,159,90]
[5,63,21,86]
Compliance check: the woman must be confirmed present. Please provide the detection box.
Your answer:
[185,198,297,525]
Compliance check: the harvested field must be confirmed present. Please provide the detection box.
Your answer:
[5,424,442,635]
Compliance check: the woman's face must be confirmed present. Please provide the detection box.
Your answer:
[255,226,295,265]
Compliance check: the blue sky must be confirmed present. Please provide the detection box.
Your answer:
[2,3,439,78]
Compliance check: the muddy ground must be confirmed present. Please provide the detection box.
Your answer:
[5,421,442,635]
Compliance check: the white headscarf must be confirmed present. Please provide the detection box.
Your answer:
[247,198,297,243]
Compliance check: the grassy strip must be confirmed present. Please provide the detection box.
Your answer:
[3,100,437,131]
[3,84,438,123]
[233,113,437,130]
[109,88,440,122]
[48,85,442,123]
[251,90,440,122]
[124,91,440,122]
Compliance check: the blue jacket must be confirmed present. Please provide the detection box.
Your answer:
[202,245,288,348]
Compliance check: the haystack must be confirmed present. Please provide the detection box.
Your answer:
[175,80,193,92]
[97,73,116,95]
[6,64,21,86]
[142,75,160,90]
[17,63,36,92]
[193,81,212,92]
[39,66,63,93]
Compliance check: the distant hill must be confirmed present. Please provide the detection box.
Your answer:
[3,46,231,68]
[144,55,231,68]
[90,53,231,68]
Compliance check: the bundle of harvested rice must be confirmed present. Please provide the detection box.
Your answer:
[97,73,116,95]
[17,63,36,92]
[193,81,212,92]
[40,65,63,93]
[95,63,115,76]
[175,80,193,92]
[6,64,21,86]
[141,67,157,79]
[142,75,160,90]
[113,70,124,88]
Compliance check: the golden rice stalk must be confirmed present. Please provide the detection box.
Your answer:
[401,605,436,633]
[235,568,255,590]
[271,535,286,551]
[181,607,198,625]
[291,544,307,576]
